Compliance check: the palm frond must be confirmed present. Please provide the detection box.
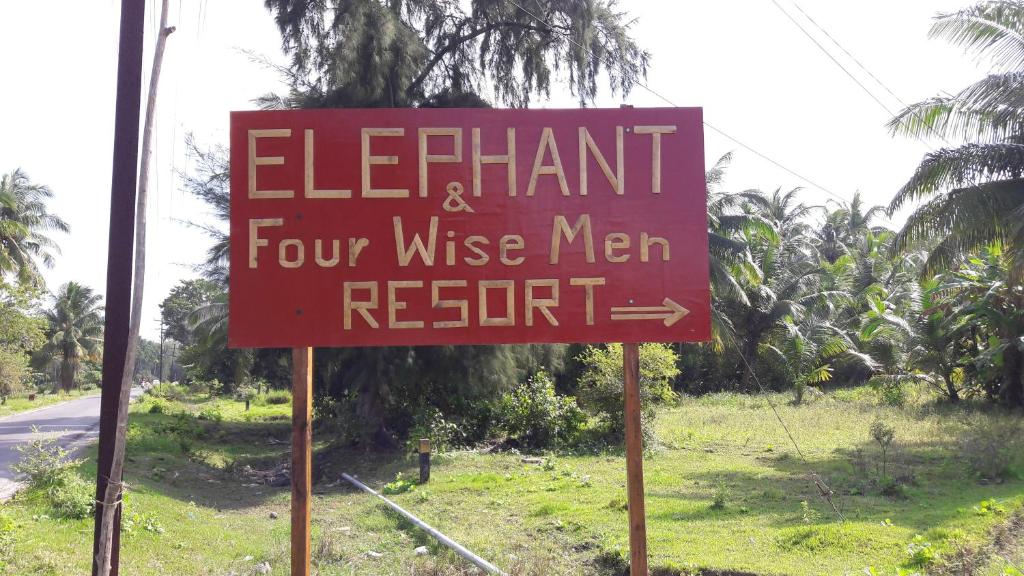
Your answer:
[889,143,1024,213]
[931,1,1024,70]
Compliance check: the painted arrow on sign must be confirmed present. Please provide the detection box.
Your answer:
[610,298,690,327]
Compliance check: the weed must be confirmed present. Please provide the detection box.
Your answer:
[903,535,936,569]
[973,498,1006,516]
[800,500,820,524]
[382,472,417,495]
[710,482,728,510]
[0,507,14,567]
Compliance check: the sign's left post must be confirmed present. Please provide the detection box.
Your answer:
[291,347,313,576]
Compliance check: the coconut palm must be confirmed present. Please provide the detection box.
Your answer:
[0,169,69,285]
[704,154,779,346]
[815,192,886,264]
[41,282,103,391]
[888,1,1024,282]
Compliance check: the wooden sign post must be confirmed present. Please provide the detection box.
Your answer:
[623,342,648,575]
[291,347,312,576]
[228,107,710,576]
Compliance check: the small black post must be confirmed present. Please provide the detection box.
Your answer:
[419,438,431,484]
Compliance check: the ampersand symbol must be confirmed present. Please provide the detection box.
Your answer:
[442,182,475,213]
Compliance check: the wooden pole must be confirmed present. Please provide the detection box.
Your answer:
[623,342,648,576]
[92,1,145,574]
[291,347,313,576]
[419,438,431,484]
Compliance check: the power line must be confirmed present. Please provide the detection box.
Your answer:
[781,0,953,148]
[767,0,900,120]
[504,0,892,221]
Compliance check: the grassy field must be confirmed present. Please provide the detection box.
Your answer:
[1,386,1022,575]
[0,388,96,418]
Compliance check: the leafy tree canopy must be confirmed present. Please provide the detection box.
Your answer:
[261,0,650,108]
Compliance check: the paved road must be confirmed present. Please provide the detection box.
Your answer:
[0,390,141,501]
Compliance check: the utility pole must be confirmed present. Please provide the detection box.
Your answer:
[92,1,145,574]
[157,317,164,382]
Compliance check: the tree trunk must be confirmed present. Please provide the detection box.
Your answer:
[356,378,396,449]
[95,5,173,575]
[61,358,75,392]
[1001,344,1024,408]
[941,370,960,403]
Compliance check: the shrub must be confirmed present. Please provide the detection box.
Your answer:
[264,390,291,405]
[496,370,586,450]
[710,483,728,510]
[148,398,169,414]
[147,382,187,402]
[47,472,94,519]
[12,429,79,487]
[406,406,463,453]
[0,348,29,404]
[12,431,93,519]
[187,379,215,396]
[958,418,1022,480]
[870,419,896,479]
[197,406,224,422]
[235,385,257,403]
[576,343,679,443]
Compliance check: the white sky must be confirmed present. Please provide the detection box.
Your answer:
[0,0,981,341]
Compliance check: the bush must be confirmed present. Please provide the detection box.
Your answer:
[496,370,586,450]
[0,347,29,404]
[235,385,257,402]
[12,430,79,487]
[197,406,224,422]
[958,417,1022,480]
[47,472,94,519]
[147,382,187,402]
[187,378,216,396]
[576,343,679,443]
[12,431,93,519]
[147,398,169,414]
[406,406,463,452]
[264,390,291,405]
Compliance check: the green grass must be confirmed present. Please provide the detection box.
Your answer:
[1,387,1022,575]
[0,388,96,419]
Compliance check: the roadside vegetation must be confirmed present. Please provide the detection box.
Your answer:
[1,383,1022,575]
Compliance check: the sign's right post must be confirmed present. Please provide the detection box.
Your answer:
[623,342,648,575]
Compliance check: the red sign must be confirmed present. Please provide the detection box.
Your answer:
[229,108,709,348]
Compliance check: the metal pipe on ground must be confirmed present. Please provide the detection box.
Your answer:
[340,473,508,575]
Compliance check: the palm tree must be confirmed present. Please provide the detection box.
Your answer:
[815,192,886,264]
[0,169,69,285]
[704,153,778,346]
[42,282,103,392]
[888,2,1024,282]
